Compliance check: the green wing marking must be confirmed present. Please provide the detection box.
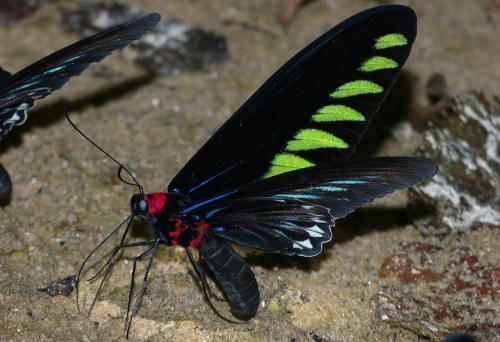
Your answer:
[330,80,383,98]
[262,32,409,179]
[374,33,408,49]
[358,56,398,72]
[312,105,365,122]
[263,153,315,178]
[286,129,348,151]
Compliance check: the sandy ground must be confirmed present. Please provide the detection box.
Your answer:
[0,0,497,341]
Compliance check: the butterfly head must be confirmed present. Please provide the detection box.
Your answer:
[131,192,167,218]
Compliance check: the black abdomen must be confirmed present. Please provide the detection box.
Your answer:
[198,233,259,320]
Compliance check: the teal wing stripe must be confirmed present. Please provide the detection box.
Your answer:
[43,66,66,75]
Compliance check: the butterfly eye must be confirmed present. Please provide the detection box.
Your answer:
[139,199,148,212]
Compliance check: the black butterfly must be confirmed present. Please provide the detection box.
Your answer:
[76,5,437,335]
[0,13,161,202]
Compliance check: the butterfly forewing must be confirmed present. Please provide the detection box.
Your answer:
[169,6,417,200]
[0,13,161,139]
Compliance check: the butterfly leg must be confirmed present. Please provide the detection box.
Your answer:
[125,239,160,338]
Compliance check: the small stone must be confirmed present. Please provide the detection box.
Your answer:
[268,298,280,313]
[39,276,77,297]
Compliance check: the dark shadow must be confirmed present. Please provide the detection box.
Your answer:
[330,207,413,244]
[244,204,435,272]
[245,250,317,272]
[0,73,155,154]
[128,217,152,240]
[353,70,415,158]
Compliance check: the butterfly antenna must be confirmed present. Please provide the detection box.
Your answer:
[64,103,143,195]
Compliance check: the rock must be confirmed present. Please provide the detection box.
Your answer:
[409,93,500,235]
[378,229,499,341]
[0,0,49,27]
[61,1,228,75]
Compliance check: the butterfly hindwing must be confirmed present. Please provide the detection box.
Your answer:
[169,5,417,199]
[182,157,437,256]
[0,13,161,139]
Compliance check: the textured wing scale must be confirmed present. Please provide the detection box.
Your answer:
[204,201,334,256]
[182,157,437,256]
[169,6,417,200]
[0,13,160,139]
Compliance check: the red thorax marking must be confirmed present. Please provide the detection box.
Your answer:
[189,220,212,247]
[170,218,187,239]
[144,193,167,215]
[169,218,212,247]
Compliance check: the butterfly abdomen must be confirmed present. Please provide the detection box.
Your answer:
[198,233,259,320]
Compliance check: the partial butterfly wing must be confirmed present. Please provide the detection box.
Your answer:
[0,13,161,139]
[169,5,417,199]
[0,163,12,203]
[181,157,437,256]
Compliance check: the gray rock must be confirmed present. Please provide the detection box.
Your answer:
[410,93,500,235]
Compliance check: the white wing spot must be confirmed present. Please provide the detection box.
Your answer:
[17,103,29,111]
[5,112,21,124]
[293,239,313,250]
[304,225,323,237]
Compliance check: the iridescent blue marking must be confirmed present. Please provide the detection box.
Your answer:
[272,229,288,237]
[180,190,237,214]
[64,55,83,63]
[275,193,320,200]
[326,179,369,185]
[188,161,243,194]
[30,74,42,82]
[205,207,226,218]
[7,81,40,94]
[43,66,66,75]
[213,226,225,232]
[281,221,300,228]
[315,186,346,192]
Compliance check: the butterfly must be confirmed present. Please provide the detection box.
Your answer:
[76,5,437,335]
[0,13,161,202]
